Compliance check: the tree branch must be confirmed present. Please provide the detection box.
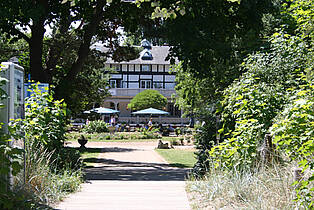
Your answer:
[65,0,106,80]
[13,28,31,43]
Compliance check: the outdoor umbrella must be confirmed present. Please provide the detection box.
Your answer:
[131,107,169,115]
[93,107,120,114]
[132,108,169,124]
[83,107,119,114]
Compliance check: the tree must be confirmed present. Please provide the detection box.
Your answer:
[0,1,154,100]
[136,0,281,176]
[127,90,167,111]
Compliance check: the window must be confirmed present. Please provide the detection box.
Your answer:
[129,83,139,89]
[122,81,127,88]
[153,82,163,89]
[110,80,122,88]
[141,65,150,72]
[140,80,152,89]
[110,80,116,88]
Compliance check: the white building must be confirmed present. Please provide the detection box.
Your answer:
[102,40,187,124]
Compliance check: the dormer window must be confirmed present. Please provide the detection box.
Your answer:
[141,49,153,60]
[141,39,152,49]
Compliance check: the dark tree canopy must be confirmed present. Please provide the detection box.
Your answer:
[0,0,155,114]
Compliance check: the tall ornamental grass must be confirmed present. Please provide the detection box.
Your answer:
[10,83,83,207]
[22,141,82,205]
[187,163,307,209]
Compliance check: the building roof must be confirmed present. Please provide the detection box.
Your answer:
[105,45,174,65]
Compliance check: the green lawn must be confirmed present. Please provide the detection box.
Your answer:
[155,149,197,168]
[80,148,102,167]
[66,131,186,143]
[66,131,162,142]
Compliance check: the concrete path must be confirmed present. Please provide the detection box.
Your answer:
[56,141,191,210]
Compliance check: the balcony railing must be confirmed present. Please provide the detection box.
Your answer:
[109,88,176,97]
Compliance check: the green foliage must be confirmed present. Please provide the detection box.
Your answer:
[82,120,109,133]
[66,131,162,142]
[24,140,82,205]
[282,0,314,41]
[12,82,81,171]
[271,74,313,207]
[128,89,167,111]
[138,127,161,139]
[208,33,310,170]
[48,33,111,116]
[8,83,83,206]
[205,31,313,207]
[18,83,67,152]
[143,0,277,77]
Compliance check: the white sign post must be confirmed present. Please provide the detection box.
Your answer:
[0,62,24,189]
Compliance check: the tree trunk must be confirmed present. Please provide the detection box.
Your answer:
[45,9,72,79]
[66,1,105,81]
[29,19,49,83]
[54,0,105,99]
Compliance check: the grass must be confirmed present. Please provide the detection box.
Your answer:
[66,131,188,143]
[155,149,197,168]
[21,142,83,207]
[66,131,162,142]
[185,163,310,209]
[80,148,102,167]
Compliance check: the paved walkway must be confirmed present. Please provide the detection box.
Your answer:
[56,141,191,210]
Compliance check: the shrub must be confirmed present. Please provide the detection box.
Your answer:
[127,89,167,110]
[203,34,313,207]
[82,120,109,133]
[138,127,161,139]
[22,83,67,152]
[271,74,313,207]
[209,34,310,171]
[10,83,83,206]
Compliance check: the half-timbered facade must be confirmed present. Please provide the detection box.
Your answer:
[102,40,186,124]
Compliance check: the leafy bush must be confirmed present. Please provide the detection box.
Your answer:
[203,34,313,207]
[9,83,83,206]
[82,120,109,133]
[138,127,161,139]
[127,89,167,110]
[271,74,313,207]
[210,34,310,171]
[13,83,68,153]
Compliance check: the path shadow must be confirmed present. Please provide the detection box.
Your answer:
[84,158,190,181]
[79,147,139,153]
[78,145,191,181]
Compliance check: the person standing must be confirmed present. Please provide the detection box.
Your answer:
[148,118,153,127]
[110,115,115,126]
